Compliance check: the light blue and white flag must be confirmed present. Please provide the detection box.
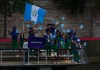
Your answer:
[24,3,46,23]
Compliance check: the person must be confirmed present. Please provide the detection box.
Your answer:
[65,34,71,53]
[60,33,67,56]
[45,23,56,36]
[23,38,29,64]
[8,26,19,49]
[60,33,66,56]
[28,27,34,56]
[34,30,38,37]
[53,30,62,64]
[18,33,24,54]
[50,24,56,35]
[45,31,53,57]
[23,29,28,40]
[28,27,34,37]
[74,37,85,63]
[45,24,51,34]
[68,29,77,40]
[68,30,80,63]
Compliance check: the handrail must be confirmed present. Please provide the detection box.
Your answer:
[0,48,88,66]
[0,47,86,50]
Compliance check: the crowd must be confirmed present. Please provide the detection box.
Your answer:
[8,24,82,63]
[44,24,81,63]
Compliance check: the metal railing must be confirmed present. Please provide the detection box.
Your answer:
[0,48,88,66]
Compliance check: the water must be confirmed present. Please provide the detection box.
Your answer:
[1,63,100,70]
[68,63,100,70]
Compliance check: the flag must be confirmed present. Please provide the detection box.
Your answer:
[24,3,46,23]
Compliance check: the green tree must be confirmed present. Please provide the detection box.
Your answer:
[52,0,86,16]
[0,0,33,38]
[0,0,33,16]
[94,0,100,9]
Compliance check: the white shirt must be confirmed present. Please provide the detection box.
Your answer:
[23,42,28,49]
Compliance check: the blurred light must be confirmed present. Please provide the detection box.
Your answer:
[63,30,66,33]
[61,17,65,21]
[66,29,71,33]
[80,24,84,29]
[60,24,64,28]
[26,24,31,28]
[56,22,59,24]
[38,26,43,30]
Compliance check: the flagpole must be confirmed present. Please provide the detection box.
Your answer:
[23,21,25,33]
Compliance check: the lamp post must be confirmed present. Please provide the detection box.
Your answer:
[4,0,7,38]
[90,0,94,37]
[3,0,14,38]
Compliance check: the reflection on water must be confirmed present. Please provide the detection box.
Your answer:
[68,63,100,70]
[81,40,100,62]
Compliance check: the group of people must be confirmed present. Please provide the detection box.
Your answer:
[44,24,82,63]
[8,24,82,63]
[8,26,35,49]
[8,26,35,64]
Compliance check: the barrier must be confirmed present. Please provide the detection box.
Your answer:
[0,48,87,66]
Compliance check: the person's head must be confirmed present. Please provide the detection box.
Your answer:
[24,38,28,42]
[66,33,69,38]
[69,29,74,34]
[29,27,33,30]
[20,33,22,35]
[47,24,51,28]
[13,26,16,29]
[62,33,66,38]
[29,27,34,32]
[51,24,55,27]
[56,30,61,36]
[48,31,51,35]
[13,26,16,31]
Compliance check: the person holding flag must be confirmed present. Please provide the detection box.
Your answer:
[24,3,46,56]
